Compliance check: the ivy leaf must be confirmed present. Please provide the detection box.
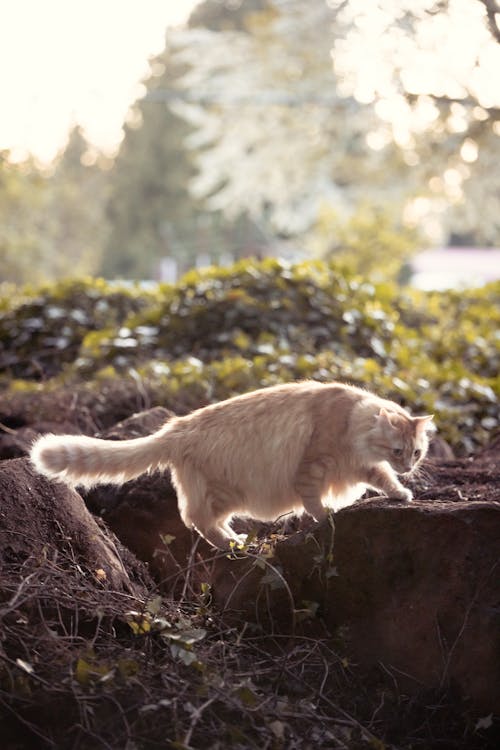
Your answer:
[125,611,152,635]
[159,533,176,546]
[236,685,259,707]
[146,595,163,615]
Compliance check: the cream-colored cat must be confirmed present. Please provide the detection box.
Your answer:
[31,381,433,549]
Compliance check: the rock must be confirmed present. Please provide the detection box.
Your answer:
[426,436,455,461]
[212,496,500,714]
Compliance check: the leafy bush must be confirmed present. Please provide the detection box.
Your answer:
[0,278,151,380]
[0,258,498,454]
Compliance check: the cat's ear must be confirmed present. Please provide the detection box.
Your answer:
[414,415,435,433]
[377,407,397,431]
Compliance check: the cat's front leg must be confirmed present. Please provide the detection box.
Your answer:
[363,464,413,502]
[294,459,329,521]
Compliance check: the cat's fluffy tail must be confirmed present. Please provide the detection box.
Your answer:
[30,431,171,488]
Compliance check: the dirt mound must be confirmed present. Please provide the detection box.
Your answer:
[0,458,161,748]
[0,458,150,595]
[414,453,500,504]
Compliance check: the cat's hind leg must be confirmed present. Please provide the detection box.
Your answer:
[221,517,248,546]
[171,465,242,549]
[204,481,248,547]
[194,510,246,549]
[196,523,233,550]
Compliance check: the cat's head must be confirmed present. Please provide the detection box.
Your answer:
[371,408,434,475]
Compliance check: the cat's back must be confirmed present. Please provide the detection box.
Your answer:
[172,380,362,446]
[185,380,327,430]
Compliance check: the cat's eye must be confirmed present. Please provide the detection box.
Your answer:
[393,448,403,457]
[413,449,422,459]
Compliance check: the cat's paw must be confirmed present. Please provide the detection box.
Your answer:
[391,487,413,502]
[229,533,249,548]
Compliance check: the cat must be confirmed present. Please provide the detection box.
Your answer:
[30,381,434,549]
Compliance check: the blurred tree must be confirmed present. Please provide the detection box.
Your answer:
[171,0,412,245]
[102,1,271,281]
[329,0,500,245]
[189,0,269,31]
[0,128,109,285]
[169,0,500,251]
[44,126,110,278]
[314,205,419,280]
[102,44,198,280]
[0,153,48,284]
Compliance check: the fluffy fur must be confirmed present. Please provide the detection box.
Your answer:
[30,381,434,548]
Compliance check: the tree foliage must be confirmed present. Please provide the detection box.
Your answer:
[169,0,500,247]
[0,153,48,284]
[102,46,199,280]
[44,127,110,278]
[329,0,500,244]
[101,2,271,281]
[315,206,418,280]
[0,128,109,284]
[173,0,397,236]
[2,0,499,286]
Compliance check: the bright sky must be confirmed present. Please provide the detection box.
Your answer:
[0,0,199,162]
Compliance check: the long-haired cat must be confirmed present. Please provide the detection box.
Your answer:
[31,381,434,549]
